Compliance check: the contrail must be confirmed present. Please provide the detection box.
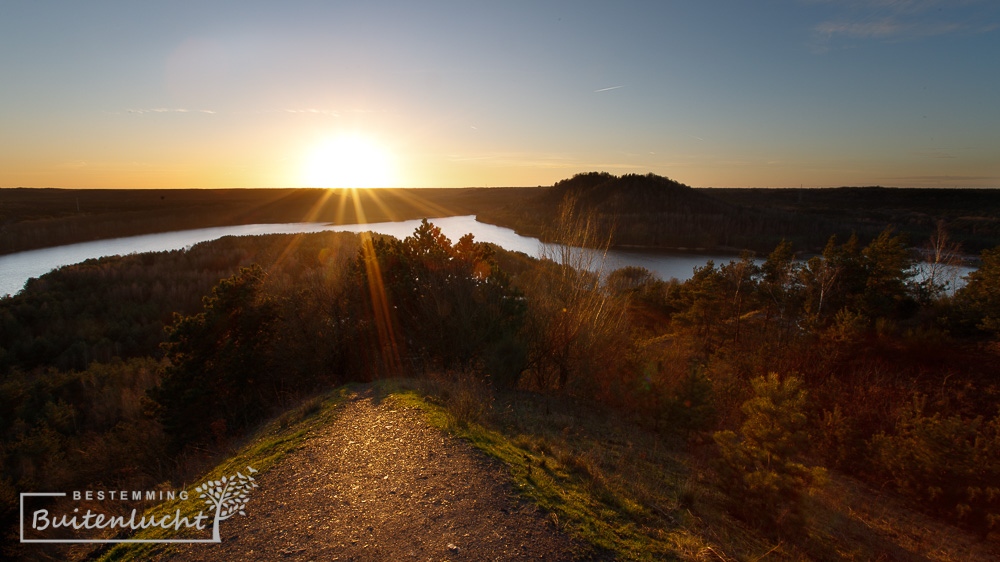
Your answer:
[594,85,624,93]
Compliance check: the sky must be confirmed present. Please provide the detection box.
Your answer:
[1,0,998,189]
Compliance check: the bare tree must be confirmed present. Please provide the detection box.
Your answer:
[720,253,759,344]
[527,194,628,390]
[916,220,963,301]
[803,256,840,321]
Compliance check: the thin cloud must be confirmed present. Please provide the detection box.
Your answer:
[808,0,996,51]
[909,150,957,159]
[879,174,998,186]
[594,85,625,93]
[893,175,995,181]
[446,152,577,169]
[815,19,901,39]
[284,108,340,117]
[805,0,982,15]
[126,108,215,115]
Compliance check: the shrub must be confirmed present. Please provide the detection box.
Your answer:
[871,396,1000,534]
[660,367,716,434]
[953,245,1000,336]
[713,373,825,530]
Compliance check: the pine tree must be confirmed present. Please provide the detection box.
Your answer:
[713,373,825,530]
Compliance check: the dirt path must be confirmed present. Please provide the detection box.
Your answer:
[156,387,591,561]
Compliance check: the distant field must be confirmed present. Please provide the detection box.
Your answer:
[4,181,999,256]
[703,186,1000,251]
[0,187,543,255]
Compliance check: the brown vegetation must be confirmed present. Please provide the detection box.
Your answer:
[3,182,1000,558]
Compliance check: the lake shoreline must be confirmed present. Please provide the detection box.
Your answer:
[0,215,979,298]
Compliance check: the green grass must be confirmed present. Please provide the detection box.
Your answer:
[381,380,709,560]
[95,378,997,561]
[381,378,1000,561]
[97,387,354,561]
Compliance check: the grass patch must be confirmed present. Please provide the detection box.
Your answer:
[382,378,999,561]
[381,380,705,560]
[97,387,353,561]
[90,378,997,561]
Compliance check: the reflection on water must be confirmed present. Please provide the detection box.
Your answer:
[330,215,745,283]
[0,215,975,297]
[1,223,343,298]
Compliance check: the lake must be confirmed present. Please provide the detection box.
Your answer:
[0,215,972,297]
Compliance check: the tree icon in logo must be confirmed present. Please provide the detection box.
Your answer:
[195,466,259,542]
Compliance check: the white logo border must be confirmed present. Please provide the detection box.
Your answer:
[20,492,218,544]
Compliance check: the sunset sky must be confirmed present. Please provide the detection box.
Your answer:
[1,1,998,189]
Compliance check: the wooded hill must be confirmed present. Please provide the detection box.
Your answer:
[477,172,1000,253]
[477,172,817,252]
[5,176,998,257]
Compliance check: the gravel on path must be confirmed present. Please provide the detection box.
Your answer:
[157,386,591,561]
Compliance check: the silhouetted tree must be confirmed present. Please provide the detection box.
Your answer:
[150,265,280,447]
[351,220,526,384]
[955,246,1000,336]
[759,239,801,340]
[860,228,914,320]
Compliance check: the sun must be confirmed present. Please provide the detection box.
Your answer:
[303,134,395,189]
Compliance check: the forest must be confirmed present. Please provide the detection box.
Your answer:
[2,184,1000,558]
[478,172,1000,254]
[5,174,1000,258]
[0,186,537,255]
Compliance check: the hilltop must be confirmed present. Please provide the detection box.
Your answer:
[477,172,1000,253]
[476,172,834,252]
[105,385,589,561]
[4,176,998,257]
[92,380,998,561]
[6,222,1000,560]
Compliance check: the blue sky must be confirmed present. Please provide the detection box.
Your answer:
[1,0,997,188]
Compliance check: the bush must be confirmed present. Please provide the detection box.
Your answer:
[713,373,825,530]
[659,367,716,434]
[871,396,1000,534]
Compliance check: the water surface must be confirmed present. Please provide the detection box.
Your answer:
[0,216,972,297]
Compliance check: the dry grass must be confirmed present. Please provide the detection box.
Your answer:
[806,474,998,561]
[392,377,1000,561]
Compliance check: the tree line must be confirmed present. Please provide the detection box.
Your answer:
[477,172,1000,253]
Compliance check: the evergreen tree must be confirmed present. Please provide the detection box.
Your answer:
[955,246,1000,335]
[713,373,825,529]
[149,265,280,448]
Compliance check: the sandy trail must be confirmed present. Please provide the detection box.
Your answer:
[156,387,589,561]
